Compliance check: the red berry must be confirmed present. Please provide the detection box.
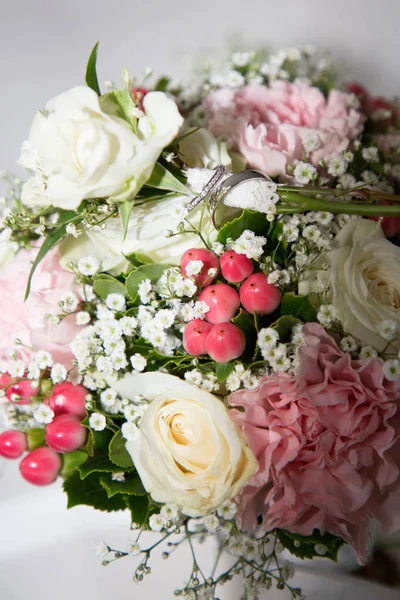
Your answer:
[205,322,246,362]
[239,273,282,315]
[48,382,87,419]
[0,430,27,459]
[19,447,62,486]
[132,86,149,109]
[183,319,213,356]
[199,283,240,324]
[45,414,87,454]
[370,215,400,238]
[180,248,220,288]
[6,379,38,405]
[220,250,254,283]
[0,373,12,389]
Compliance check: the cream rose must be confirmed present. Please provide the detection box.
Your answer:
[179,128,245,172]
[18,86,183,210]
[113,372,257,517]
[299,218,400,350]
[59,194,217,274]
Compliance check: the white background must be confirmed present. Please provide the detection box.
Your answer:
[1,1,400,598]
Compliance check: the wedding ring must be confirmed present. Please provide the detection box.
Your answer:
[185,164,226,212]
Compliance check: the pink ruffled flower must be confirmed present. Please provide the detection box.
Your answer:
[229,323,400,561]
[0,246,81,371]
[205,81,364,177]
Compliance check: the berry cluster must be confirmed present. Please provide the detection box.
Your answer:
[181,248,282,362]
[0,381,88,486]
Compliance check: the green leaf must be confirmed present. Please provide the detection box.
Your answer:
[280,293,318,322]
[118,199,135,241]
[124,494,150,526]
[273,315,301,342]
[215,362,235,383]
[25,216,81,300]
[26,428,45,451]
[61,450,88,479]
[100,473,146,498]
[100,88,136,125]
[82,417,114,454]
[125,263,167,301]
[85,42,101,95]
[123,251,154,267]
[217,210,269,244]
[79,453,131,479]
[109,431,134,468]
[63,470,127,512]
[146,162,188,194]
[265,222,287,265]
[92,274,127,300]
[232,309,257,361]
[276,529,345,562]
[153,76,170,92]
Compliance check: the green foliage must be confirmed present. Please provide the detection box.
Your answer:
[63,471,127,512]
[24,214,81,300]
[100,473,147,498]
[232,309,257,359]
[118,199,135,241]
[265,222,287,264]
[109,431,134,468]
[26,428,45,451]
[146,162,188,194]
[125,263,167,301]
[124,251,154,267]
[100,88,136,126]
[276,529,345,562]
[273,315,301,342]
[280,292,318,322]
[85,42,101,96]
[153,76,170,92]
[92,273,127,300]
[217,210,269,244]
[124,494,150,527]
[61,450,88,479]
[79,453,132,479]
[215,362,236,383]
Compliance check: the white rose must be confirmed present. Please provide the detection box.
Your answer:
[179,128,245,172]
[299,218,400,350]
[18,86,183,210]
[59,194,217,274]
[113,372,257,517]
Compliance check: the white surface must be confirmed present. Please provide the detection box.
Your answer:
[1,459,399,600]
[1,0,400,172]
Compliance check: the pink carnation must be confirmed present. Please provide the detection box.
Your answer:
[0,246,81,371]
[229,323,400,561]
[205,81,364,177]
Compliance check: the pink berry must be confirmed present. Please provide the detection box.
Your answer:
[199,283,241,324]
[48,382,88,419]
[183,319,213,355]
[370,215,400,238]
[0,373,12,389]
[6,379,38,405]
[239,273,282,315]
[205,322,246,362]
[0,430,27,459]
[180,248,220,287]
[220,250,254,283]
[45,414,87,454]
[19,447,62,486]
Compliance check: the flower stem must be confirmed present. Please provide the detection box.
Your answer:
[278,191,400,216]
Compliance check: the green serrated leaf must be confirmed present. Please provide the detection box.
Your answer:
[146,162,188,194]
[217,210,269,244]
[61,450,88,479]
[82,417,114,454]
[124,494,150,526]
[63,471,127,512]
[276,529,345,562]
[100,473,146,498]
[26,428,45,451]
[109,431,134,468]
[85,42,101,96]
[280,293,318,322]
[25,216,81,300]
[215,362,235,383]
[123,251,154,267]
[272,315,301,342]
[125,263,167,301]
[118,199,135,242]
[92,274,127,300]
[79,453,131,479]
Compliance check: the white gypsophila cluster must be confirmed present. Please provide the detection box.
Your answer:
[33,403,54,425]
[293,161,317,184]
[224,363,266,392]
[257,328,294,373]
[317,304,339,327]
[148,503,182,533]
[327,154,348,177]
[88,412,107,431]
[184,369,220,393]
[156,267,198,300]
[230,230,266,260]
[362,147,379,162]
[77,255,100,276]
[383,359,400,381]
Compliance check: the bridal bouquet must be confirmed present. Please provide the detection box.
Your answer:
[1,44,400,599]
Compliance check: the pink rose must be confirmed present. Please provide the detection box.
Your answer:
[0,246,81,371]
[205,82,364,177]
[229,323,400,561]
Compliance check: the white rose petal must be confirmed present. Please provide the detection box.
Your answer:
[112,372,257,517]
